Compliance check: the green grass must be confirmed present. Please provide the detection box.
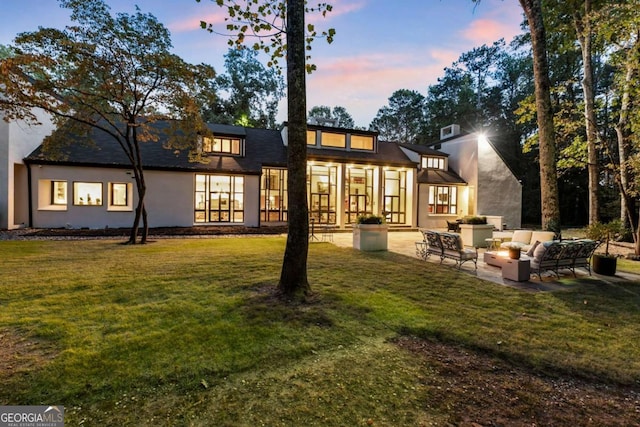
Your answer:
[1,237,640,425]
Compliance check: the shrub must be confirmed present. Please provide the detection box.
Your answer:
[461,215,487,225]
[356,214,385,224]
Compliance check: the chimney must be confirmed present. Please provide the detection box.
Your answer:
[440,124,460,140]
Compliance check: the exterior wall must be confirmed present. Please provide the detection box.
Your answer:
[438,134,521,229]
[0,110,54,229]
[476,137,522,229]
[29,165,261,229]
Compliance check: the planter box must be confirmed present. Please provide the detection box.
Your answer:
[353,224,388,251]
[592,254,617,276]
[458,224,495,248]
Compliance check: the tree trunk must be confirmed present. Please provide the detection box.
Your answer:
[574,0,599,225]
[278,0,310,297]
[519,0,561,233]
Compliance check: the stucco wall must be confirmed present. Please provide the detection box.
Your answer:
[437,134,479,217]
[29,165,261,229]
[0,110,54,229]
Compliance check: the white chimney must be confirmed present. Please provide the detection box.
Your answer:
[440,124,460,140]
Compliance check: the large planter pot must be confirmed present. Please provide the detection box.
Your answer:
[458,224,495,248]
[592,254,617,276]
[353,224,388,251]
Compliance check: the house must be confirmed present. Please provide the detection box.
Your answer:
[1,113,522,231]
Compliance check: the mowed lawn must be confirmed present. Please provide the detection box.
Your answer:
[1,237,640,425]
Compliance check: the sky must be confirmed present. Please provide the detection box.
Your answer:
[0,0,525,127]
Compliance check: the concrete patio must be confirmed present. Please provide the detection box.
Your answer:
[327,230,640,292]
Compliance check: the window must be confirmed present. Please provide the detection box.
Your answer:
[73,182,103,206]
[422,156,445,170]
[308,164,338,224]
[345,167,374,223]
[51,181,67,205]
[320,132,346,148]
[383,169,407,224]
[350,135,374,151]
[428,186,458,214]
[110,183,128,206]
[194,174,244,223]
[261,168,288,222]
[202,136,242,155]
[307,130,317,146]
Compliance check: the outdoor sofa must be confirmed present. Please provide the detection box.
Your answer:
[500,230,556,252]
[416,229,477,270]
[528,239,600,277]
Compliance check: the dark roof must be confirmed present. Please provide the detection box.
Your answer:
[416,168,466,185]
[24,121,415,172]
[397,142,448,157]
[24,122,285,174]
[307,141,415,167]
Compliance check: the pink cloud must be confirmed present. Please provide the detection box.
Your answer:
[168,13,227,33]
[461,18,520,45]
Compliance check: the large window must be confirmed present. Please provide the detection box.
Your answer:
[350,135,374,151]
[308,164,338,224]
[320,132,346,148]
[73,182,103,206]
[383,170,407,224]
[202,136,242,155]
[428,186,458,214]
[260,168,288,222]
[345,167,374,223]
[307,130,317,146]
[194,174,244,223]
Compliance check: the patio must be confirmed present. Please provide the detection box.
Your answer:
[329,230,640,292]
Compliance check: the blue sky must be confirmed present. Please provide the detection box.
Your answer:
[0,0,524,127]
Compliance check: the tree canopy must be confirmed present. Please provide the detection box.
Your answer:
[0,0,216,243]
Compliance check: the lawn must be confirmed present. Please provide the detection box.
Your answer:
[1,237,640,425]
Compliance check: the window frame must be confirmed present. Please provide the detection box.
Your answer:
[73,181,103,206]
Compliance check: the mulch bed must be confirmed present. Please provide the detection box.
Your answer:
[395,336,640,426]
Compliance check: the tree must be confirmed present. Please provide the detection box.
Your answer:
[308,105,355,128]
[518,0,562,233]
[204,47,285,128]
[199,0,334,298]
[0,0,215,244]
[369,89,426,143]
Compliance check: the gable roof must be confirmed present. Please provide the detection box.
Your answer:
[397,142,448,157]
[416,168,466,185]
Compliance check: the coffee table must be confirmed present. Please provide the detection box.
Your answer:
[483,251,531,281]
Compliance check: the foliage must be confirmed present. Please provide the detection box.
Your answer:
[585,219,625,256]
[356,214,385,224]
[203,47,285,129]
[369,89,427,143]
[308,105,355,128]
[2,238,640,424]
[0,0,215,244]
[461,215,487,225]
[198,0,335,74]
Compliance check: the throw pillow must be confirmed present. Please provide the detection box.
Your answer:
[526,240,540,257]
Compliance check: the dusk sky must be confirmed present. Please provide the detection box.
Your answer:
[1,0,525,127]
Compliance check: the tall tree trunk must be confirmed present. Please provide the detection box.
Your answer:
[574,0,599,225]
[279,0,310,297]
[519,0,561,234]
[615,58,637,253]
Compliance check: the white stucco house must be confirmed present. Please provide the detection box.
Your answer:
[1,113,522,231]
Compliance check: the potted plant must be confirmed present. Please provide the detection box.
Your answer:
[586,220,624,276]
[505,243,522,260]
[353,214,388,251]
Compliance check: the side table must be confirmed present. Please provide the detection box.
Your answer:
[501,257,530,281]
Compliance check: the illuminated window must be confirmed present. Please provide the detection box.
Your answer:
[307,130,317,146]
[51,181,67,205]
[320,132,346,148]
[110,183,128,206]
[260,168,288,222]
[350,135,374,151]
[202,136,242,155]
[384,170,407,224]
[428,186,458,214]
[422,156,445,170]
[194,174,244,223]
[73,182,103,206]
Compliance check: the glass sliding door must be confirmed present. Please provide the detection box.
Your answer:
[308,164,337,224]
[345,167,374,223]
[383,169,407,224]
[260,168,288,222]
